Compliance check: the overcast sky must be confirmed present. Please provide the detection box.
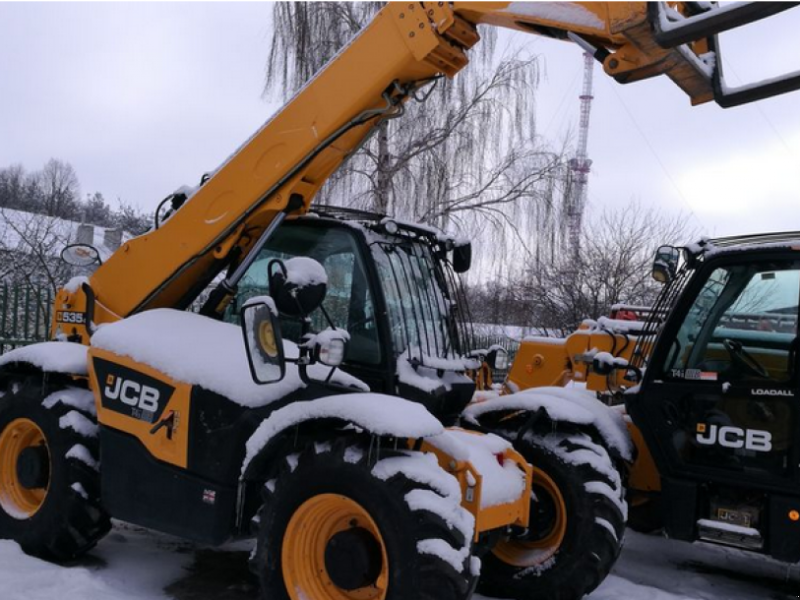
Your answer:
[1,2,799,241]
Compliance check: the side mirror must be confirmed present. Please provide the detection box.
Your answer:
[453,242,472,273]
[61,243,102,267]
[269,257,328,317]
[486,346,508,371]
[241,297,286,384]
[652,245,680,284]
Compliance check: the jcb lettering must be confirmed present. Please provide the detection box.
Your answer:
[120,380,140,407]
[746,429,772,452]
[719,426,744,449]
[696,423,772,452]
[105,377,161,413]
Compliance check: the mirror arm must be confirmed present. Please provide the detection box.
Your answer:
[324,367,338,385]
[317,303,336,329]
[298,362,311,385]
[621,365,643,385]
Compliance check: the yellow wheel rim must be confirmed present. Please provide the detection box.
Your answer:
[0,418,50,518]
[492,466,567,568]
[282,494,388,600]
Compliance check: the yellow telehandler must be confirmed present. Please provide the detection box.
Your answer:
[0,3,797,599]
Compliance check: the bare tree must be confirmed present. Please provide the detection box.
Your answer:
[520,201,698,335]
[0,165,28,211]
[112,199,151,236]
[264,2,567,244]
[39,159,80,219]
[267,2,384,93]
[0,208,73,293]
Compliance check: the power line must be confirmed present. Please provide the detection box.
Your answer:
[601,76,707,230]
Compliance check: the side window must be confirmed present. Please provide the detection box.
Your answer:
[230,224,382,366]
[665,262,799,383]
[372,241,455,360]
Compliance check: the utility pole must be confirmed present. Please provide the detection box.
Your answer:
[566,51,595,264]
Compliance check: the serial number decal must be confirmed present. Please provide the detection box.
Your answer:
[56,311,86,324]
[670,369,717,381]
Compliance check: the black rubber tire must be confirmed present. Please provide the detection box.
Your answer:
[250,439,478,600]
[0,380,110,561]
[478,431,626,600]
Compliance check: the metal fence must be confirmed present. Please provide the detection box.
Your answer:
[0,284,53,354]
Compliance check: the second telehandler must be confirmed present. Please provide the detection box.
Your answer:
[492,234,800,572]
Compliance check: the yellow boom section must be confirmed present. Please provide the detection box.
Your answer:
[458,2,714,104]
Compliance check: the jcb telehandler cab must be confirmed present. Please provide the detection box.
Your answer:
[502,233,800,564]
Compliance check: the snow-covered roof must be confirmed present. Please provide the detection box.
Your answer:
[688,232,800,260]
[303,207,466,246]
[0,207,131,261]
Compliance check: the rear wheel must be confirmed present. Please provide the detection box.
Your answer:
[479,432,625,600]
[251,440,478,600]
[0,381,110,561]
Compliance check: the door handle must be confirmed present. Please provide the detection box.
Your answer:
[149,410,176,440]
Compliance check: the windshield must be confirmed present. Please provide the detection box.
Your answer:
[664,262,800,382]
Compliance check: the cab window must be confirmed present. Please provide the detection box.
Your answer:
[233,224,382,366]
[664,261,800,383]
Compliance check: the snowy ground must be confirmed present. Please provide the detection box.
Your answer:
[1,523,798,600]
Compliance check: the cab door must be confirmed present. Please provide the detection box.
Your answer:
[231,221,393,393]
[637,254,800,491]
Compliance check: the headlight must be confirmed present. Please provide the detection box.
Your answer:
[318,337,346,367]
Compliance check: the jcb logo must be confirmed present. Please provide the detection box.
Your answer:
[105,375,160,412]
[93,358,174,424]
[696,423,772,452]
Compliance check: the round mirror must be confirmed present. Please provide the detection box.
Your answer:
[268,257,328,317]
[61,244,102,267]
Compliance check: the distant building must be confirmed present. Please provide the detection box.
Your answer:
[0,207,130,286]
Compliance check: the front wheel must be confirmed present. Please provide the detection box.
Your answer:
[250,439,478,600]
[0,381,110,560]
[478,432,626,600]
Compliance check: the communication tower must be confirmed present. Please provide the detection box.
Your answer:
[566,52,595,263]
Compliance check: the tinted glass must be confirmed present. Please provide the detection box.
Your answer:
[665,262,800,383]
[236,224,381,365]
